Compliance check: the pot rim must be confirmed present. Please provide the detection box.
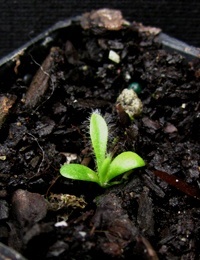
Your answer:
[0,12,199,69]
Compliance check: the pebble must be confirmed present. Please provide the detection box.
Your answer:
[12,189,48,227]
[108,50,120,63]
[128,82,142,94]
[116,88,143,118]
[81,9,124,31]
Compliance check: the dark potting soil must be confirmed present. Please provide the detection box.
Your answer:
[0,9,200,260]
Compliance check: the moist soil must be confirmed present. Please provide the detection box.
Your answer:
[0,10,200,260]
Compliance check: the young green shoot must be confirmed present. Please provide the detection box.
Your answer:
[60,111,145,188]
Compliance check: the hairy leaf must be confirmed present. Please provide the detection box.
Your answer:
[60,164,99,183]
[90,112,108,172]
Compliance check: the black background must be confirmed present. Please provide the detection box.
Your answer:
[0,1,200,58]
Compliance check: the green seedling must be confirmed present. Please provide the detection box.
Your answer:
[60,111,145,188]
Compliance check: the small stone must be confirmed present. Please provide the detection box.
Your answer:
[142,117,161,130]
[54,221,68,227]
[79,231,87,238]
[108,50,120,63]
[124,71,131,81]
[47,240,68,257]
[163,123,178,133]
[81,9,124,31]
[116,88,143,118]
[128,82,142,94]
[12,189,48,228]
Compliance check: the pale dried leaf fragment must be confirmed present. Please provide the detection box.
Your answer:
[48,193,87,211]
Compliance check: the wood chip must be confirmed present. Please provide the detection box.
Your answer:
[24,47,63,109]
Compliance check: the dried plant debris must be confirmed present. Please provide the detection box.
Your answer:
[0,94,16,129]
[47,193,87,211]
[81,9,126,31]
[0,9,199,260]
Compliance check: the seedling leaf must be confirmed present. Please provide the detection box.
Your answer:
[60,112,145,188]
[90,112,108,172]
[60,164,99,183]
[105,151,145,183]
[98,155,112,185]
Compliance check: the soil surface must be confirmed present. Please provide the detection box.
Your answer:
[0,9,200,260]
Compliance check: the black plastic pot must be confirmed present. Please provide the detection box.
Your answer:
[0,12,199,101]
[0,14,199,69]
[0,12,199,98]
[0,9,199,260]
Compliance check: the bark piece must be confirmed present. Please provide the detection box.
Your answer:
[137,187,154,237]
[0,95,16,129]
[24,47,63,109]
